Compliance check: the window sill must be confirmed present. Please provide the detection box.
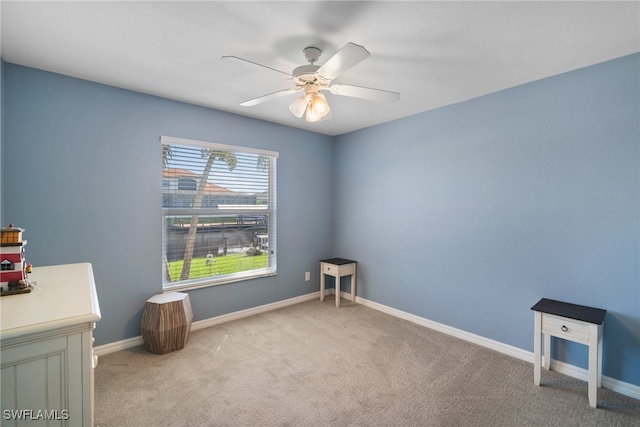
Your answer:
[162,271,277,293]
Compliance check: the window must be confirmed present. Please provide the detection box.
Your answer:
[161,136,277,291]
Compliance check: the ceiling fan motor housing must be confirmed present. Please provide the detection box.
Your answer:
[293,47,329,87]
[292,64,329,87]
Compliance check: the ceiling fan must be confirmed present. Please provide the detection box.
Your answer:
[222,42,400,123]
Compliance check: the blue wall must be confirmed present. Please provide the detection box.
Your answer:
[2,64,334,346]
[333,53,640,386]
[2,54,639,387]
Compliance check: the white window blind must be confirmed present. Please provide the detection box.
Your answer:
[161,136,277,291]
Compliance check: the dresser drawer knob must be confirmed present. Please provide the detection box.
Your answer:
[561,325,569,332]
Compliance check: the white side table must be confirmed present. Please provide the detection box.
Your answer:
[531,298,606,408]
[320,258,356,307]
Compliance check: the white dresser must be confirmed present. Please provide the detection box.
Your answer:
[1,263,101,426]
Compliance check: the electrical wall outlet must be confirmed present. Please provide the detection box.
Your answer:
[305,271,310,281]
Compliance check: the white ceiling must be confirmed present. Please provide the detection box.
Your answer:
[1,1,639,136]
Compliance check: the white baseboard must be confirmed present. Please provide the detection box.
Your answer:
[548,359,640,400]
[190,292,320,331]
[93,291,322,357]
[351,291,640,402]
[94,335,144,356]
[354,294,532,363]
[94,289,639,401]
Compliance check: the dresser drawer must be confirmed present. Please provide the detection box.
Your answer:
[541,313,590,343]
[322,263,335,275]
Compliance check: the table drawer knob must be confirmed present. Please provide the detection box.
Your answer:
[561,325,569,332]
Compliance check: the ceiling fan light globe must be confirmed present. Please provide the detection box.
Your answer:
[305,106,320,122]
[310,94,330,118]
[289,96,308,118]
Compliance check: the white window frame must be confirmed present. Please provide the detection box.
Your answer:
[161,136,277,291]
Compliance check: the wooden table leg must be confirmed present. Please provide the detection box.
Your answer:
[588,324,598,408]
[544,333,551,370]
[351,265,357,303]
[534,311,542,386]
[597,324,603,388]
[320,265,325,302]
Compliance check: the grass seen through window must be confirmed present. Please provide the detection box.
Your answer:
[166,253,268,282]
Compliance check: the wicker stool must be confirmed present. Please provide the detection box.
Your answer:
[140,292,193,355]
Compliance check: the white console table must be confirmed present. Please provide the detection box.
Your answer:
[1,263,101,426]
[531,298,606,408]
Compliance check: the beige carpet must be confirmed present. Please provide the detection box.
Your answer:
[95,298,640,426]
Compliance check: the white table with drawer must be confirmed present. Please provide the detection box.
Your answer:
[320,258,356,307]
[531,298,606,408]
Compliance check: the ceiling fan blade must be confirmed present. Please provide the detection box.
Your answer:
[328,84,400,103]
[240,88,302,107]
[221,55,291,78]
[316,42,370,80]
